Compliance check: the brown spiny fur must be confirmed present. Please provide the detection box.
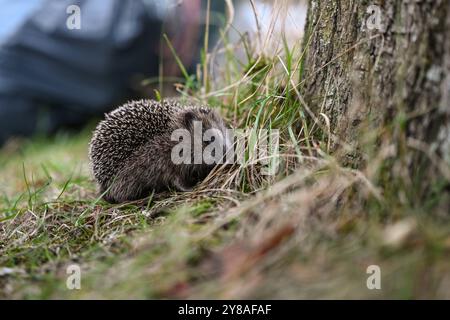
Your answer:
[89,98,229,203]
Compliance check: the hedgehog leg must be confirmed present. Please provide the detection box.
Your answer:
[101,185,119,204]
[105,170,147,203]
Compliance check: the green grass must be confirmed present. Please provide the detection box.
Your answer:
[1,2,450,299]
[1,128,449,299]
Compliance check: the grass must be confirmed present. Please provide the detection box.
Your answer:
[1,1,450,299]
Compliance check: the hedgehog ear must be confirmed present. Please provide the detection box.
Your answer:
[182,110,198,129]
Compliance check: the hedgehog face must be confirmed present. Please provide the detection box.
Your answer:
[180,108,232,166]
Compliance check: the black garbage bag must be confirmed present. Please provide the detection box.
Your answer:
[0,0,163,144]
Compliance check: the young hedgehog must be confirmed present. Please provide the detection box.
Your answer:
[89,99,231,203]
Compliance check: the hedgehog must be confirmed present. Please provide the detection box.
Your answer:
[89,98,232,203]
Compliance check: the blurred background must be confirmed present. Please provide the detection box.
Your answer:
[0,0,306,146]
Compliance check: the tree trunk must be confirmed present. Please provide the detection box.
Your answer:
[301,0,450,199]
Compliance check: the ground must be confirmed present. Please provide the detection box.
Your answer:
[0,126,449,299]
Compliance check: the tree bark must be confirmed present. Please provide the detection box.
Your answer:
[301,0,450,197]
